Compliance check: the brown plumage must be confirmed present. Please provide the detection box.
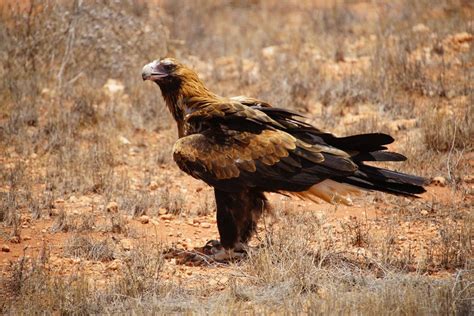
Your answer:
[142,57,427,261]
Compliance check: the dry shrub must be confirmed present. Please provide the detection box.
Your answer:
[0,253,100,314]
[229,213,472,315]
[50,210,96,233]
[0,1,172,203]
[63,234,115,262]
[112,243,165,299]
[423,109,473,152]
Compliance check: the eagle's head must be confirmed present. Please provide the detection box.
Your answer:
[142,57,180,82]
[142,58,215,136]
[142,57,202,95]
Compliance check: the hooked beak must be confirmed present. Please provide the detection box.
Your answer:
[142,60,168,81]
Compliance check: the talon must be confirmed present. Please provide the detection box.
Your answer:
[202,239,223,255]
[211,248,245,262]
[200,240,248,261]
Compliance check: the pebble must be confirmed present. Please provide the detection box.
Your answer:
[107,260,121,271]
[1,245,10,252]
[431,176,447,187]
[139,215,150,224]
[149,181,159,191]
[118,136,131,145]
[412,23,429,33]
[106,201,119,213]
[200,222,211,229]
[120,238,133,251]
[9,236,20,244]
[219,277,229,284]
[420,210,429,216]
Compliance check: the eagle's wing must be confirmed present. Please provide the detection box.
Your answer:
[174,101,360,203]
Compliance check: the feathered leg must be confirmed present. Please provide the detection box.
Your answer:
[210,189,267,261]
[238,189,267,243]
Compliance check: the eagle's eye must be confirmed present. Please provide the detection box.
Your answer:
[161,60,175,72]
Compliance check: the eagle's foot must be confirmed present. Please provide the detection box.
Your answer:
[203,240,247,262]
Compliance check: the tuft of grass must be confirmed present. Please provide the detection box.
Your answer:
[423,108,473,152]
[50,210,96,233]
[63,234,115,262]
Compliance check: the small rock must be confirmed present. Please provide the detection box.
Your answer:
[187,219,195,226]
[452,32,473,44]
[9,236,20,244]
[1,245,10,252]
[149,181,159,191]
[120,238,133,251]
[209,279,218,286]
[139,215,150,224]
[103,79,125,96]
[200,222,211,229]
[412,23,429,33]
[106,202,119,213]
[107,260,121,271]
[160,214,173,220]
[398,236,407,241]
[431,176,447,187]
[118,136,131,145]
[420,210,429,216]
[158,208,167,215]
[219,276,229,284]
[23,236,31,241]
[463,175,474,184]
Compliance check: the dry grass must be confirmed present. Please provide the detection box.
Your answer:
[0,0,473,314]
[1,216,472,314]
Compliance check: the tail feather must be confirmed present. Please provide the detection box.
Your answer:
[352,151,407,162]
[330,133,394,152]
[337,164,427,197]
[357,165,427,187]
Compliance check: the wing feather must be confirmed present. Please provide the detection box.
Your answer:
[173,128,357,193]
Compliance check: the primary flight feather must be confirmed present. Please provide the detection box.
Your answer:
[142,57,427,261]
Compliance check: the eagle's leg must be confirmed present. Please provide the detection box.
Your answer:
[209,189,266,261]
